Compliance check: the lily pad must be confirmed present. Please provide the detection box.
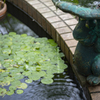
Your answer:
[9,32,16,36]
[0,33,68,97]
[36,66,41,72]
[7,90,14,95]
[0,88,7,97]
[21,34,27,37]
[17,83,27,89]
[44,74,54,78]
[28,73,41,81]
[25,79,32,83]
[9,85,17,91]
[11,80,21,87]
[41,78,53,84]
[16,90,23,94]
[48,39,57,46]
[39,71,46,77]
[3,48,11,54]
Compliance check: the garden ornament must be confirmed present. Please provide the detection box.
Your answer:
[52,0,100,85]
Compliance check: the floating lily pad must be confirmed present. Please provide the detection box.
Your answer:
[3,48,11,54]
[0,33,68,97]
[39,71,46,77]
[56,69,64,73]
[17,83,27,89]
[0,81,10,87]
[25,79,32,83]
[16,90,23,94]
[13,74,24,80]
[36,66,41,72]
[48,39,57,46]
[44,74,54,78]
[21,34,27,37]
[11,80,21,87]
[7,90,14,95]
[0,88,7,97]
[9,85,17,91]
[28,73,41,81]
[22,71,31,76]
[9,32,16,36]
[41,78,53,84]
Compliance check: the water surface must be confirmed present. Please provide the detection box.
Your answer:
[0,13,86,100]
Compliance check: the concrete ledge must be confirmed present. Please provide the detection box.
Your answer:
[8,0,99,100]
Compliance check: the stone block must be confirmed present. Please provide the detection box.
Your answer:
[61,33,73,40]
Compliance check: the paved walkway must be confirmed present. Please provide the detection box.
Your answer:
[7,0,100,100]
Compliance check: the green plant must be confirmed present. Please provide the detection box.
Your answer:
[0,32,68,97]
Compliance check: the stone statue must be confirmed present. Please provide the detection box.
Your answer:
[52,0,100,85]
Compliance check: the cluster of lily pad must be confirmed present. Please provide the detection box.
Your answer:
[0,32,68,97]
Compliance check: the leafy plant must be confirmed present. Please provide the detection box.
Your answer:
[0,32,68,97]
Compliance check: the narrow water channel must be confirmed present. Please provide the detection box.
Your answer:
[0,1,87,100]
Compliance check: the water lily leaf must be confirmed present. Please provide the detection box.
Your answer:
[4,76,12,81]
[0,81,10,87]
[11,80,21,87]
[21,34,27,37]
[0,88,7,97]
[29,73,40,81]
[56,69,64,73]
[17,83,27,89]
[13,74,24,80]
[60,52,65,57]
[44,74,54,78]
[3,48,11,54]
[48,39,57,47]
[39,71,46,77]
[36,66,41,72]
[7,90,14,95]
[41,78,53,84]
[0,77,4,81]
[9,32,16,35]
[25,79,32,83]
[0,72,9,77]
[16,90,23,94]
[0,33,68,95]
[22,71,31,76]
[0,69,5,72]
[9,85,17,91]
[57,63,68,69]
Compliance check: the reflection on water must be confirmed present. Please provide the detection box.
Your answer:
[0,13,86,100]
[60,0,100,8]
[0,13,38,37]
[0,70,86,100]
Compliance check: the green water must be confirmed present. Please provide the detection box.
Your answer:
[60,0,100,8]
